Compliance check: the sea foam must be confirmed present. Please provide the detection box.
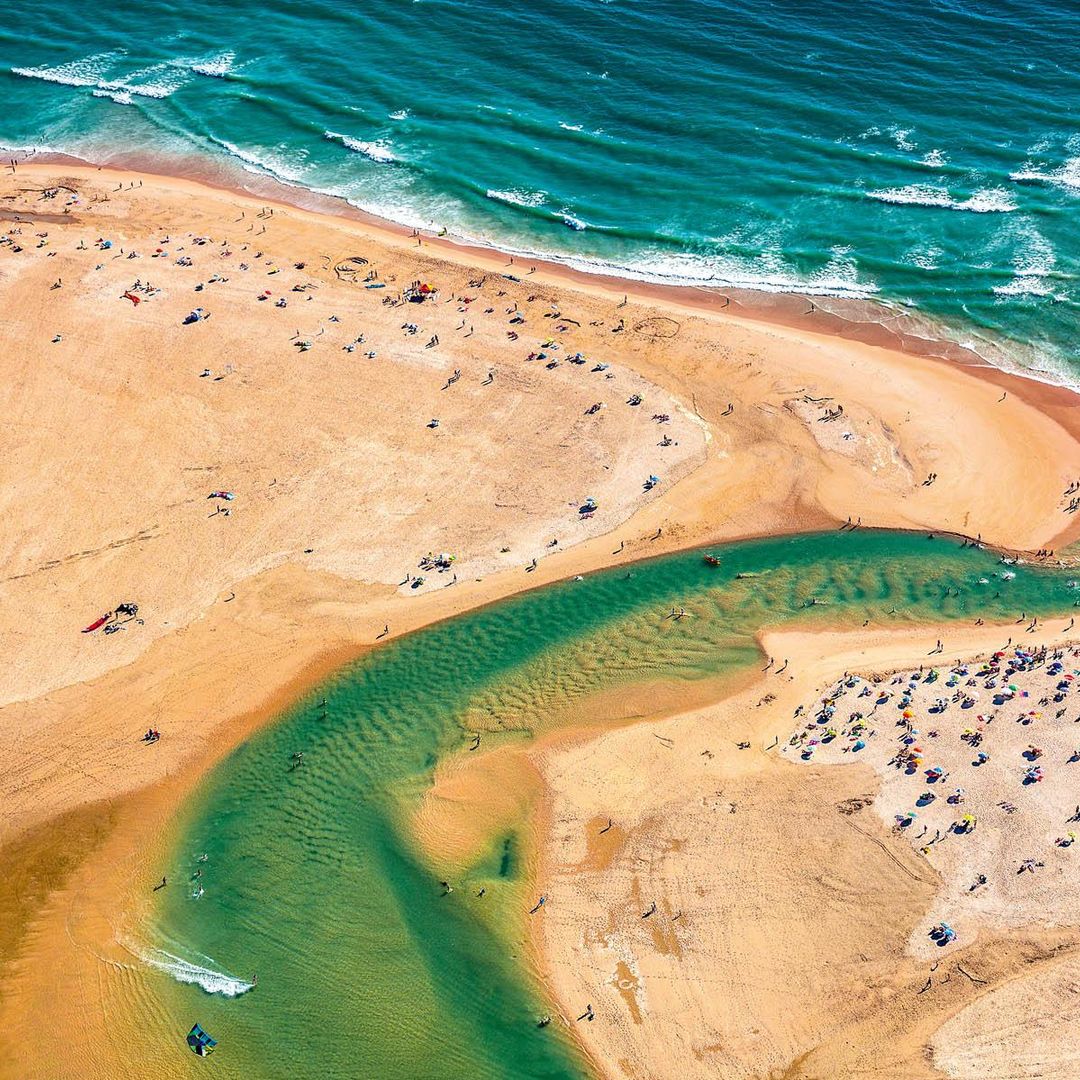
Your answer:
[324,131,398,163]
[191,51,236,78]
[1010,157,1080,193]
[486,188,546,208]
[867,184,1016,213]
[13,54,186,101]
[141,947,254,997]
[12,51,120,89]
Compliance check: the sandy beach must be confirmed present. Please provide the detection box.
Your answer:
[2,162,1080,1078]
[533,625,1080,1079]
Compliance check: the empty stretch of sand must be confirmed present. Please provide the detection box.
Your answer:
[2,163,1080,1078]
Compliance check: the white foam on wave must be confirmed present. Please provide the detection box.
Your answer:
[191,51,235,78]
[12,50,122,89]
[14,53,189,102]
[324,131,398,163]
[559,122,584,132]
[486,188,546,208]
[867,184,1016,213]
[992,279,1059,298]
[550,245,880,299]
[919,148,947,168]
[905,243,944,271]
[992,223,1064,299]
[92,88,133,105]
[141,946,254,997]
[562,214,588,231]
[1010,157,1080,193]
[889,125,917,152]
[213,137,309,186]
[388,109,410,121]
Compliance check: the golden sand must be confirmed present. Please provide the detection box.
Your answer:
[2,162,1080,1078]
[533,624,1080,1079]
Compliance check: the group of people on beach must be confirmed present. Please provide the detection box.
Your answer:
[789,635,1080,948]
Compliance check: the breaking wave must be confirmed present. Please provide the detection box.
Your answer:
[486,188,547,208]
[324,130,398,163]
[141,947,255,997]
[867,184,1016,213]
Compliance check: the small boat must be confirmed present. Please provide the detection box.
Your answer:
[703,555,721,567]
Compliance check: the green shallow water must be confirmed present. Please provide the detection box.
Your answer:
[150,530,1079,1078]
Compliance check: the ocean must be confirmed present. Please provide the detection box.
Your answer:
[2,0,1078,379]
[140,530,1078,1077]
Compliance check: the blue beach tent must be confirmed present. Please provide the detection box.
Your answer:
[186,1023,217,1056]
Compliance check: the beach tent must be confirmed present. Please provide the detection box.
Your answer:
[186,1023,217,1056]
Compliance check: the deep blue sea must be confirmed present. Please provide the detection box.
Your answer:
[2,0,1078,377]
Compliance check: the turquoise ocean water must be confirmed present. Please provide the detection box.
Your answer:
[140,531,1079,1077]
[2,0,1079,378]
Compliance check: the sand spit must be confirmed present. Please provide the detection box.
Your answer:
[534,624,1080,1079]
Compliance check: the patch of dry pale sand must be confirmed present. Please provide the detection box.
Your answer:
[533,624,1080,1080]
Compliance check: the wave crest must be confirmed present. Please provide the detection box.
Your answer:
[1010,158,1080,193]
[485,188,547,208]
[141,947,254,997]
[324,131,398,163]
[867,184,1016,213]
[191,51,236,78]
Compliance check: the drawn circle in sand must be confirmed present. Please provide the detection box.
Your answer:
[633,316,680,339]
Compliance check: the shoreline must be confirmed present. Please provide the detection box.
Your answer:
[8,144,1078,397]
[2,159,1080,1077]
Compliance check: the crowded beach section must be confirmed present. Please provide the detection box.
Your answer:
[534,625,1080,1080]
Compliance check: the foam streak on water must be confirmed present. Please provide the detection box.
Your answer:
[140,946,254,998]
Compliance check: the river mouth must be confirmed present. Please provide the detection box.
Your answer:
[142,530,1076,1077]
